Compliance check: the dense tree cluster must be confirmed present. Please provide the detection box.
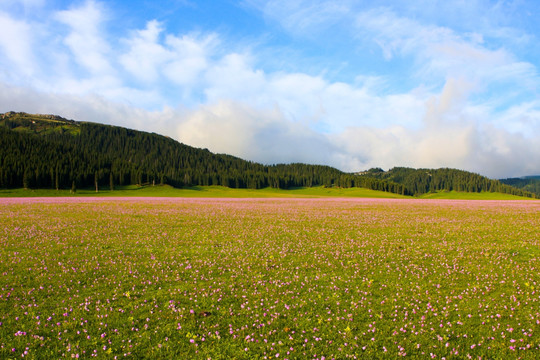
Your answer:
[0,113,404,193]
[500,177,540,197]
[360,167,535,197]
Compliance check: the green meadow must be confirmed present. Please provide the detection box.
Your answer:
[0,185,532,200]
[1,197,539,359]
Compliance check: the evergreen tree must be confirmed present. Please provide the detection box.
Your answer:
[23,168,32,189]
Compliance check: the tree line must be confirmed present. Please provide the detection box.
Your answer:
[359,167,535,197]
[0,115,405,194]
[499,177,540,197]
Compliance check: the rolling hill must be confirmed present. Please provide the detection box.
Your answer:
[0,112,404,194]
[0,111,535,198]
[499,176,540,197]
[357,167,534,197]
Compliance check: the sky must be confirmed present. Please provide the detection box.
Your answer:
[0,0,539,179]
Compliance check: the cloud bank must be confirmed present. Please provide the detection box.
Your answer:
[0,0,539,179]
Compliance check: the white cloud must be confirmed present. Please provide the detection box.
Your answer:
[493,100,540,137]
[244,0,352,35]
[118,20,218,104]
[0,12,35,78]
[55,0,113,76]
[163,32,216,87]
[247,1,539,99]
[176,100,340,166]
[202,54,427,133]
[204,53,267,104]
[331,77,540,178]
[355,7,539,89]
[119,20,170,83]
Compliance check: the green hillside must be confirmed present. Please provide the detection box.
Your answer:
[357,167,534,197]
[0,112,404,194]
[0,111,534,198]
[499,176,540,197]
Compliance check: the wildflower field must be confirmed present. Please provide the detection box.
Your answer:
[1,197,539,359]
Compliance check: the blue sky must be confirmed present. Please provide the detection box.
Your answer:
[1,0,539,178]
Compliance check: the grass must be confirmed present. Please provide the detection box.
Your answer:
[0,185,535,200]
[418,190,534,200]
[0,185,408,198]
[0,198,539,359]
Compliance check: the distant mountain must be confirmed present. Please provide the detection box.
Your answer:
[0,111,534,198]
[357,167,535,198]
[499,176,540,197]
[0,112,404,194]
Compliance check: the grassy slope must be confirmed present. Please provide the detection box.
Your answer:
[0,185,406,198]
[0,185,536,200]
[418,190,533,200]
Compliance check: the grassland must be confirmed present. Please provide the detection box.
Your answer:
[418,190,534,200]
[0,185,533,200]
[0,185,407,199]
[1,197,539,359]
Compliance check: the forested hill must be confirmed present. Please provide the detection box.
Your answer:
[358,167,534,197]
[0,112,534,198]
[499,176,540,197]
[0,112,405,193]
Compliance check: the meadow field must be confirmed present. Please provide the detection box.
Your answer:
[1,197,539,359]
[0,184,533,200]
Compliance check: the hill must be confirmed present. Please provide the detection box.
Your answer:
[0,112,404,194]
[357,167,534,197]
[0,112,534,198]
[499,176,540,197]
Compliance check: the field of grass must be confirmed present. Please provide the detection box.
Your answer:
[418,190,532,200]
[0,185,408,199]
[0,185,533,200]
[1,197,539,359]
